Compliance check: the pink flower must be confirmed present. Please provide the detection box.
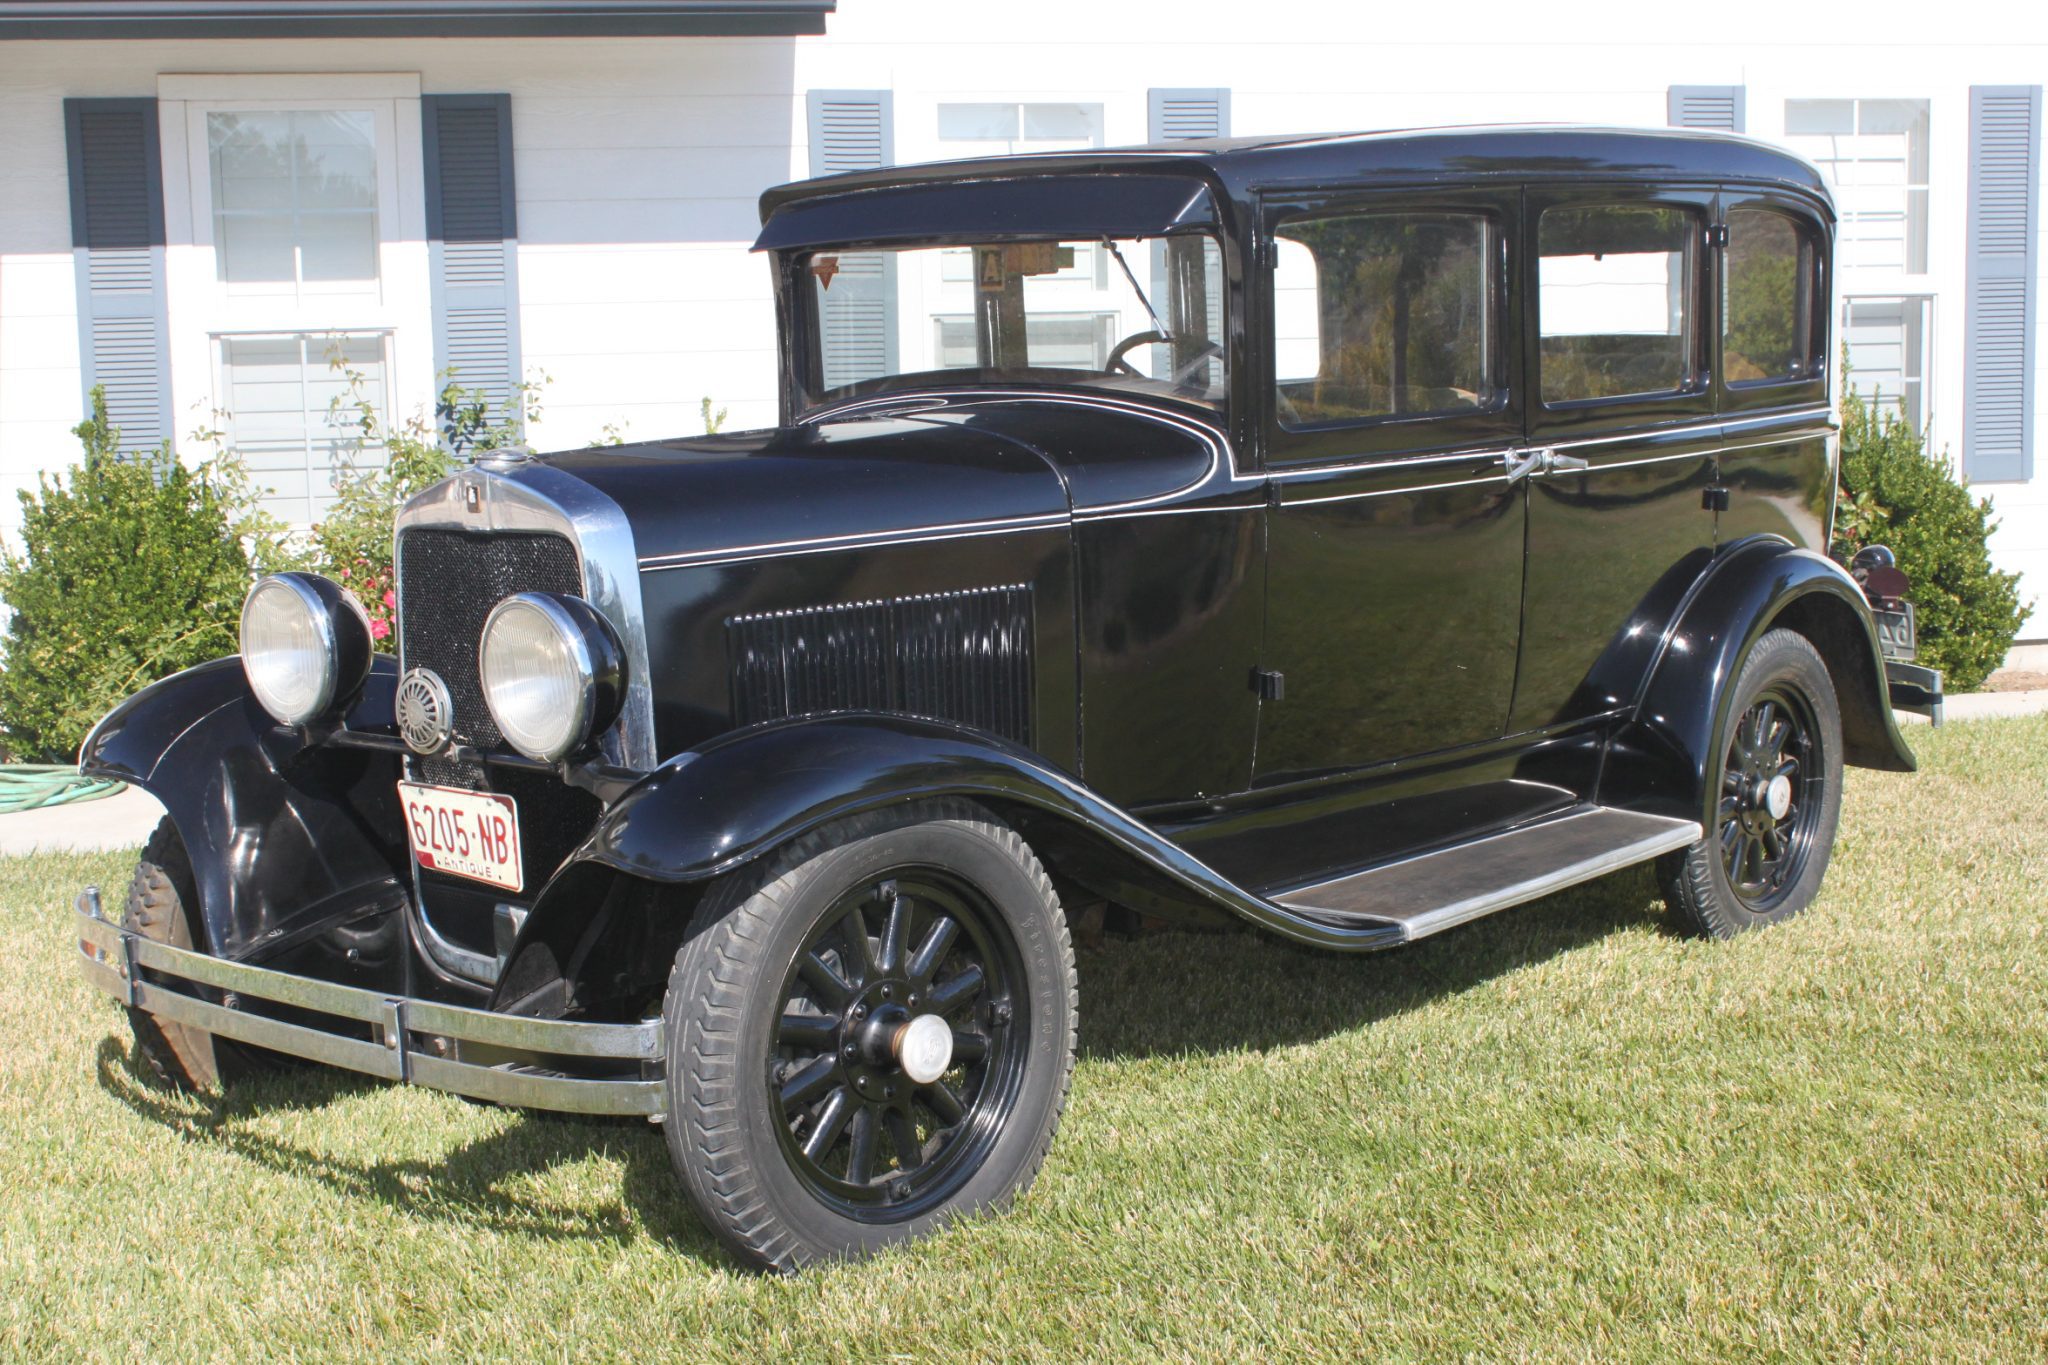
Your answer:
[382,589,396,609]
[339,566,351,580]
[368,618,390,641]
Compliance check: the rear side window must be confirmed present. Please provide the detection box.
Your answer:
[1724,207,1820,386]
[1271,211,1499,428]
[1538,204,1698,404]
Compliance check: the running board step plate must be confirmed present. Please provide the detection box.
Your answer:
[1270,807,1701,944]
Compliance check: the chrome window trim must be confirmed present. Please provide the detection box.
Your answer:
[394,461,656,770]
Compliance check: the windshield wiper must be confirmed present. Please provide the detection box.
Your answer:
[1104,238,1171,341]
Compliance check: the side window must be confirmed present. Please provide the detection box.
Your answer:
[1724,207,1820,386]
[1271,212,1499,428]
[1538,204,1698,404]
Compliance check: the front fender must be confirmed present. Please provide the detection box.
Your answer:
[1605,537,1916,825]
[574,713,1265,907]
[79,656,412,973]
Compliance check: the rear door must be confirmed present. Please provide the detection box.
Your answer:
[1512,185,1721,734]
[1253,187,1527,786]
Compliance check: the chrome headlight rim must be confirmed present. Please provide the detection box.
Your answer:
[478,592,625,764]
[239,572,373,727]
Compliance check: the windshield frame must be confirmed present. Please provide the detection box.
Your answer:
[782,228,1233,421]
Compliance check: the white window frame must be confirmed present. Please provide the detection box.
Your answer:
[213,329,395,525]
[1842,292,1936,435]
[156,74,433,509]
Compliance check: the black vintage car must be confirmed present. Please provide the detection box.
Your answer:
[75,126,1940,1271]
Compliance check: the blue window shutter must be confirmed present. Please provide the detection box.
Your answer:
[1148,89,1231,142]
[423,94,521,425]
[1667,85,1746,133]
[1964,85,2041,483]
[62,98,170,455]
[805,91,895,388]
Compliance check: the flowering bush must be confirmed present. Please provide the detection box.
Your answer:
[337,557,398,643]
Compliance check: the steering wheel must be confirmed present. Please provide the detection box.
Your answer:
[1104,330,1167,377]
[1167,338,1223,389]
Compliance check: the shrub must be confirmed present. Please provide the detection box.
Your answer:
[1832,387,2030,691]
[0,389,252,760]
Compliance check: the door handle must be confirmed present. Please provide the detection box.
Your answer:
[1542,450,1590,473]
[1501,448,1545,483]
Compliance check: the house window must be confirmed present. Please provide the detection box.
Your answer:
[220,333,389,524]
[1843,295,1932,433]
[1783,99,1930,274]
[933,313,1114,369]
[168,82,419,525]
[935,103,1103,153]
[208,110,380,294]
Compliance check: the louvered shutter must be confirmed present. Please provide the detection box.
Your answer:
[62,98,170,456]
[1667,86,1746,133]
[1148,89,1231,143]
[1964,86,2041,483]
[423,94,521,425]
[805,91,895,389]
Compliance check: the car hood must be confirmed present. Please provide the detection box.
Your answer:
[540,411,1072,568]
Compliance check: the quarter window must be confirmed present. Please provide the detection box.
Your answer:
[1270,212,1499,428]
[1723,208,1821,386]
[1538,204,1697,404]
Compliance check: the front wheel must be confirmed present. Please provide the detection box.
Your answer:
[1659,628,1845,938]
[661,802,1077,1271]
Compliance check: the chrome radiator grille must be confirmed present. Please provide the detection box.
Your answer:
[395,528,583,788]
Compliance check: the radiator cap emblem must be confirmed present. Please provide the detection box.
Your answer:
[396,668,454,756]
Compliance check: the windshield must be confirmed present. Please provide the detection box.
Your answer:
[797,234,1227,413]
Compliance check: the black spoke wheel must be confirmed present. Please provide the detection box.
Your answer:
[662,802,1076,1271]
[1661,628,1844,938]
[1716,687,1820,911]
[769,869,1025,1219]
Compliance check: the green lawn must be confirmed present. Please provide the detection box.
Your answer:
[4,718,2046,1361]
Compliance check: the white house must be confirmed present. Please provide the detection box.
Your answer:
[0,0,2042,641]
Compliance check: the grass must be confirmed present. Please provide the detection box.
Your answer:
[4,718,2047,1361]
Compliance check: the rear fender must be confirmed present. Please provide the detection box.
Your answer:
[1603,537,1915,825]
[79,656,412,976]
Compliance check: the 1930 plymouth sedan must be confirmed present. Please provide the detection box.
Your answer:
[74,126,1939,1270]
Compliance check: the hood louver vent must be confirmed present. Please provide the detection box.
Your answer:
[728,585,1034,746]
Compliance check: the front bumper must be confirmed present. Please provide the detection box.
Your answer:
[74,887,665,1118]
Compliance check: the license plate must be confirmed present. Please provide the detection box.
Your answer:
[398,781,523,893]
[1874,603,1917,661]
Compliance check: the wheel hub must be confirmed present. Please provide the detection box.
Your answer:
[1763,773,1793,822]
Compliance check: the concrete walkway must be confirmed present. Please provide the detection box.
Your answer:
[2,690,2040,858]
[0,783,164,857]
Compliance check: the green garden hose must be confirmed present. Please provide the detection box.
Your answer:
[0,764,126,813]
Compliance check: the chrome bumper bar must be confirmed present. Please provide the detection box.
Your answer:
[73,887,665,1119]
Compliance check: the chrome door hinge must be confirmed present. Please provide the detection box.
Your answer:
[1250,668,1286,701]
[1702,485,1730,512]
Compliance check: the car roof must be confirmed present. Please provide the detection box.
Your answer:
[758,124,1833,226]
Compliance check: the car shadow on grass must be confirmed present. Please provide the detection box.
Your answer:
[86,863,1667,1259]
[1075,863,1669,1060]
[92,1036,724,1260]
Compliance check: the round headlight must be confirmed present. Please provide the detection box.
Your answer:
[478,593,624,763]
[239,573,373,726]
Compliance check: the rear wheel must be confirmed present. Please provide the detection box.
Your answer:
[1659,628,1844,938]
[661,802,1076,1271]
[123,818,277,1091]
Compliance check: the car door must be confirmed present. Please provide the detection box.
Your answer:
[1253,188,1528,787]
[1511,185,1721,734]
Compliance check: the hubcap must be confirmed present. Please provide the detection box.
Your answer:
[768,871,1022,1220]
[1717,689,1821,911]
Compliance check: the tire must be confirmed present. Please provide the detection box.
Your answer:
[1659,628,1844,938]
[123,817,277,1092]
[661,800,1077,1272]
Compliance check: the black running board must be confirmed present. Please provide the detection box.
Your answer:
[1259,806,1702,947]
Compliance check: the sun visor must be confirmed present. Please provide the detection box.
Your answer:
[754,175,1219,252]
